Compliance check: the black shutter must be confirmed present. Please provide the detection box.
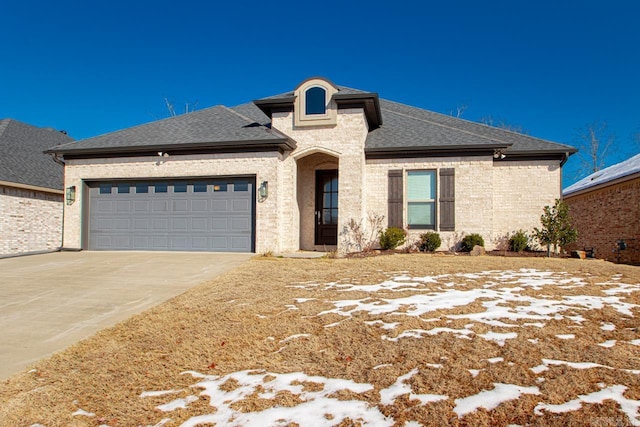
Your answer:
[439,168,455,231]
[388,170,403,228]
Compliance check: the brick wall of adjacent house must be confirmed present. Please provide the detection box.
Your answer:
[62,152,282,253]
[564,177,640,265]
[365,158,562,251]
[0,184,63,255]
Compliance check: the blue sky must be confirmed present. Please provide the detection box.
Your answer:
[1,0,638,187]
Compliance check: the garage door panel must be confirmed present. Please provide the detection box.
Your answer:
[89,179,254,252]
[151,236,169,249]
[96,200,113,213]
[212,200,228,212]
[211,236,229,249]
[191,200,208,212]
[173,200,188,212]
[116,201,132,212]
[152,218,169,230]
[94,218,113,231]
[192,218,208,231]
[133,218,149,230]
[152,200,169,212]
[231,199,250,213]
[172,218,188,231]
[133,236,149,249]
[114,218,130,230]
[134,200,150,212]
[231,217,250,231]
[192,236,209,250]
[212,218,228,230]
[170,236,188,250]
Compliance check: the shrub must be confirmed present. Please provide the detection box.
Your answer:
[461,233,484,252]
[509,230,529,253]
[419,232,442,252]
[379,227,406,250]
[533,199,578,256]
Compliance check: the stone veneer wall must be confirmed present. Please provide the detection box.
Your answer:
[564,177,640,265]
[62,151,282,253]
[365,158,562,251]
[0,185,63,255]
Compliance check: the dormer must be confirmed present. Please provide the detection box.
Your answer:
[293,77,339,127]
[253,77,383,131]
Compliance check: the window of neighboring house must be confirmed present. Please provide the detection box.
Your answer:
[305,86,326,115]
[406,170,436,229]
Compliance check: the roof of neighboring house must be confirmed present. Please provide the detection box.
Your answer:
[0,119,73,191]
[563,153,640,197]
[47,105,294,156]
[47,81,576,160]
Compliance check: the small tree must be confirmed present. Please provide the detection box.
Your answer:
[533,199,577,256]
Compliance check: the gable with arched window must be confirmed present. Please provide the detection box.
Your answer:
[293,78,338,127]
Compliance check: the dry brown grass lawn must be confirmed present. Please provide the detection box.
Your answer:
[0,254,639,426]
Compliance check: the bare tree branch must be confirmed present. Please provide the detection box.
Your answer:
[574,121,616,176]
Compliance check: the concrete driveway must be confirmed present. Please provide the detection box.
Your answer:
[0,251,251,380]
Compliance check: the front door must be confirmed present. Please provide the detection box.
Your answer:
[315,169,338,245]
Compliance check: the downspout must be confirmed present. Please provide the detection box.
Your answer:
[51,153,66,251]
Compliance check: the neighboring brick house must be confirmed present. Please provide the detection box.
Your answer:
[46,77,576,254]
[0,119,73,255]
[563,153,640,265]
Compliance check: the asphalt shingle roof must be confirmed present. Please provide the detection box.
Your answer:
[0,119,73,190]
[563,153,640,196]
[48,105,291,155]
[367,99,576,154]
[49,81,575,159]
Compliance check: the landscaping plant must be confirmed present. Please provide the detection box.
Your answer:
[461,233,484,252]
[419,231,442,252]
[379,227,406,250]
[509,230,529,253]
[533,199,578,256]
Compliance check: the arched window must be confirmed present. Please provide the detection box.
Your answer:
[305,86,326,115]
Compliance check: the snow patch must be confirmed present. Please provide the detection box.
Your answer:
[454,383,540,417]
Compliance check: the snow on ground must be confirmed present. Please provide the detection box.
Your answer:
[453,383,540,417]
[139,269,639,426]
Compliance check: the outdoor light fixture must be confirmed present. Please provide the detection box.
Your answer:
[493,149,506,160]
[66,186,76,205]
[259,181,269,199]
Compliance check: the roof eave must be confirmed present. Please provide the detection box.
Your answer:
[45,138,296,157]
[365,143,511,159]
[563,171,640,198]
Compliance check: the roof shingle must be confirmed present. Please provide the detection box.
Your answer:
[0,119,73,190]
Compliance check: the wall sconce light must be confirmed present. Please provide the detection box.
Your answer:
[66,186,76,205]
[259,181,269,199]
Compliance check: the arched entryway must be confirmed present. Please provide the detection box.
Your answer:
[295,149,340,250]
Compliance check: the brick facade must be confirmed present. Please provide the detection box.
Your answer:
[366,158,561,251]
[0,184,63,255]
[61,109,564,254]
[564,177,640,265]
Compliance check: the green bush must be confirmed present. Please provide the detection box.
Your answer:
[379,227,407,250]
[461,233,484,252]
[509,230,529,253]
[419,232,442,252]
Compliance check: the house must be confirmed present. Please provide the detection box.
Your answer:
[0,119,73,255]
[563,153,640,265]
[46,77,576,254]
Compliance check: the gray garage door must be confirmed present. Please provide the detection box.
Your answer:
[87,178,254,252]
